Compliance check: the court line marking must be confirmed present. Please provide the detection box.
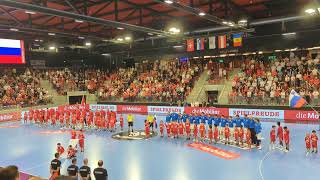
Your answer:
[259,151,272,180]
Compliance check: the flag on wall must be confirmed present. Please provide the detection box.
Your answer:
[186,39,194,52]
[218,35,227,49]
[208,36,216,49]
[196,38,205,50]
[233,33,242,47]
[289,90,306,108]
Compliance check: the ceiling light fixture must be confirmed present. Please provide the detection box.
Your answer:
[198,12,206,16]
[239,19,247,23]
[125,36,131,40]
[222,21,228,24]
[49,46,56,50]
[48,33,55,36]
[117,38,124,41]
[282,32,296,36]
[9,28,18,31]
[25,11,36,14]
[164,0,173,4]
[305,8,316,15]
[78,36,85,39]
[117,27,124,30]
[75,19,84,23]
[85,42,91,46]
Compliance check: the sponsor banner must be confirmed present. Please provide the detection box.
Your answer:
[90,104,117,111]
[184,107,229,116]
[0,111,21,122]
[148,106,185,114]
[229,108,284,119]
[187,142,240,160]
[117,105,148,114]
[284,110,320,122]
[58,104,90,112]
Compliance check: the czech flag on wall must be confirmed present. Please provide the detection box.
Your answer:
[218,35,227,49]
[289,90,306,108]
[233,33,242,47]
[186,39,194,52]
[0,38,25,64]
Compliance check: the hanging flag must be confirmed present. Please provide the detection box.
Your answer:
[218,35,227,49]
[186,39,194,52]
[289,90,306,108]
[196,38,205,50]
[233,33,242,47]
[208,36,216,49]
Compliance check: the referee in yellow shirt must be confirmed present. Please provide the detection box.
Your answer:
[127,114,134,134]
[147,114,154,132]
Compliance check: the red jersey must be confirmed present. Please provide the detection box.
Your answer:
[71,131,77,139]
[120,116,124,127]
[179,123,184,135]
[185,122,191,134]
[246,130,251,143]
[78,133,85,147]
[311,134,318,148]
[57,146,65,155]
[208,128,213,140]
[23,113,28,120]
[270,129,276,142]
[213,127,219,140]
[234,128,239,140]
[193,124,198,137]
[284,129,290,144]
[239,128,244,140]
[159,122,164,133]
[199,124,205,137]
[224,127,230,138]
[277,126,283,140]
[305,135,311,149]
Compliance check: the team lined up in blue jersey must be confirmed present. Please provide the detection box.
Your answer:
[166,112,262,133]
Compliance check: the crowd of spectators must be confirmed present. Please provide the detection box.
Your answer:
[0,68,52,109]
[229,54,320,106]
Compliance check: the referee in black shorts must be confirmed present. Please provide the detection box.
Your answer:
[79,158,91,180]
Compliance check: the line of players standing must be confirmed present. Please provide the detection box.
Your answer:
[158,113,262,149]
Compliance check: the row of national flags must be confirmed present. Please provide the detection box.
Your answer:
[186,33,242,52]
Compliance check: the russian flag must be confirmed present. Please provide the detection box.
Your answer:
[0,38,25,64]
[289,90,306,108]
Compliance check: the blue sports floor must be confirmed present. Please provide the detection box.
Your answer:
[0,114,319,180]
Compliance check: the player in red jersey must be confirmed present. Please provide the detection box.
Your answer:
[159,120,164,137]
[270,125,276,150]
[145,120,150,138]
[178,121,184,138]
[283,126,290,152]
[51,114,56,126]
[59,114,64,127]
[305,132,311,154]
[65,111,70,128]
[71,114,77,128]
[239,125,244,147]
[246,127,251,149]
[23,112,28,124]
[199,122,206,142]
[311,130,318,153]
[277,122,284,147]
[166,122,171,138]
[213,124,219,143]
[71,129,77,139]
[174,121,179,138]
[224,124,230,144]
[119,114,124,131]
[110,115,116,132]
[78,130,85,152]
[208,127,213,144]
[193,120,198,142]
[57,143,65,155]
[67,145,77,159]
[185,119,191,140]
[234,126,239,146]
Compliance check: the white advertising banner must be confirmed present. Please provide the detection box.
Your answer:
[229,108,284,120]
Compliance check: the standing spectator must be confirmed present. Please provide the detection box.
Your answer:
[0,165,19,180]
[79,158,91,180]
[67,158,79,178]
[50,153,61,179]
[93,160,108,180]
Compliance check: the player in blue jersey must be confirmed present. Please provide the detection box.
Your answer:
[165,113,171,123]
[181,113,189,123]
[227,116,234,143]
[171,112,179,122]
[195,113,202,125]
[220,115,227,138]
[208,114,214,129]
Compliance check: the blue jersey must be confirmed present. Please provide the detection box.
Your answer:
[213,117,220,126]
[181,114,189,122]
[255,122,262,134]
[220,118,227,127]
[233,118,242,127]
[189,116,195,124]
[249,119,255,129]
[227,120,234,128]
[243,118,250,128]
[208,117,214,125]
[201,116,208,124]
[165,115,171,123]
[171,113,179,121]
[195,116,202,124]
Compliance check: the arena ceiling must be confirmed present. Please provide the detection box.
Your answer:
[0,0,318,50]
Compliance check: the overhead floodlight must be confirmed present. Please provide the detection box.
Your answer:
[258,51,263,54]
[168,27,180,34]
[164,0,173,4]
[78,36,85,39]
[125,36,131,40]
[10,28,18,31]
[239,19,247,23]
[173,45,183,48]
[117,27,124,30]
[148,33,154,35]
[198,12,206,16]
[274,50,282,52]
[85,42,91,46]
[229,24,235,27]
[282,32,296,36]
[117,38,124,41]
[305,8,316,15]
[25,11,36,14]
[102,53,111,56]
[48,33,55,36]
[49,46,56,50]
[75,19,84,23]
[222,21,228,24]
